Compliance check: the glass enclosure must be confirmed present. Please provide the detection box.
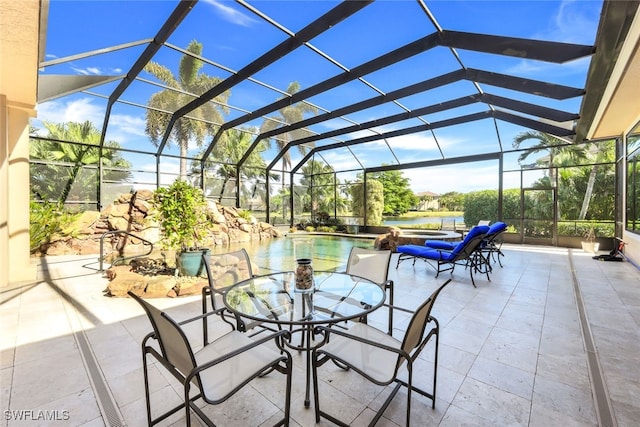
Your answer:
[29,0,629,248]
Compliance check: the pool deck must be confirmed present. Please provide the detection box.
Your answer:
[2,244,639,426]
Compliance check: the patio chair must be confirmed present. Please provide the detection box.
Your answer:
[396,225,490,287]
[311,279,452,426]
[128,291,293,427]
[345,246,411,334]
[201,249,267,341]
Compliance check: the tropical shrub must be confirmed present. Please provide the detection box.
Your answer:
[350,180,384,225]
[153,180,209,250]
[30,200,79,253]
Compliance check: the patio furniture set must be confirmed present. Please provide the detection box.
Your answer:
[129,226,506,426]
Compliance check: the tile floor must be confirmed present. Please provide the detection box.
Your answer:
[1,244,639,426]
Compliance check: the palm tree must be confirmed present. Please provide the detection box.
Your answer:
[514,131,589,223]
[578,140,615,220]
[300,160,346,216]
[259,82,318,170]
[31,120,131,204]
[193,127,271,204]
[259,82,318,220]
[144,40,229,179]
[513,131,587,187]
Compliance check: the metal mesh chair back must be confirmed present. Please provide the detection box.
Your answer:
[346,246,391,285]
[202,248,253,291]
[399,279,451,365]
[131,293,197,381]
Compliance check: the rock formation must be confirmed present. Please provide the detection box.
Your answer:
[35,190,282,258]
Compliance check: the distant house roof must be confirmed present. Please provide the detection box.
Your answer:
[416,191,440,197]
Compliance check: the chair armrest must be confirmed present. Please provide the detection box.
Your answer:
[314,325,410,359]
[178,305,228,326]
[191,329,292,376]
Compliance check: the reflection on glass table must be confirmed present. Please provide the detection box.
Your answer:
[223,271,386,408]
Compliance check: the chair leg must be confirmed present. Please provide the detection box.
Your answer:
[201,287,210,345]
[142,352,152,425]
[283,356,292,427]
[432,327,439,409]
[184,385,192,427]
[406,368,412,427]
[312,351,322,423]
[387,282,394,335]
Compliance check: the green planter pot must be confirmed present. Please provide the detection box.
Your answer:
[177,249,209,277]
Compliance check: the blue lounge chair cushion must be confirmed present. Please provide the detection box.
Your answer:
[424,240,457,251]
[487,221,507,234]
[425,222,507,250]
[399,225,490,259]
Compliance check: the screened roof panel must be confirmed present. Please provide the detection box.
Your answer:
[395,80,479,111]
[308,2,436,68]
[420,102,490,124]
[44,1,176,56]
[166,2,291,71]
[431,118,502,157]
[456,49,592,87]
[35,0,634,185]
[361,51,465,93]
[250,47,346,90]
[249,0,342,31]
[386,132,443,165]
[335,141,398,170]
[428,0,602,43]
[307,147,363,172]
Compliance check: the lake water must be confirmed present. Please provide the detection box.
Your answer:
[383,216,464,226]
[210,234,374,274]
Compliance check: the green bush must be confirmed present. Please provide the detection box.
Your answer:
[30,201,79,253]
[153,180,209,250]
[557,222,614,238]
[464,189,519,226]
[238,209,252,221]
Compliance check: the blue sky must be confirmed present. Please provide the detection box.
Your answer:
[35,0,603,194]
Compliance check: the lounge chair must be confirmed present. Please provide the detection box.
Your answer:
[424,222,507,269]
[396,225,490,287]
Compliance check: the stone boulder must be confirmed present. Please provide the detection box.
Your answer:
[374,227,402,251]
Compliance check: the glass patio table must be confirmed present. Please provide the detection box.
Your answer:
[223,270,386,408]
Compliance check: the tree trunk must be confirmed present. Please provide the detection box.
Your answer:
[219,176,229,203]
[579,165,599,220]
[179,143,188,180]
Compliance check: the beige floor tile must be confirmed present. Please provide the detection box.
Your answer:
[2,245,640,426]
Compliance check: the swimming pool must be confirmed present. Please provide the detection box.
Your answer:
[209,234,375,274]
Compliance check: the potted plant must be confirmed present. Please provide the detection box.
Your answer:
[154,180,210,276]
[581,227,600,253]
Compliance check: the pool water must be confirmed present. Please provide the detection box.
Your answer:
[209,234,375,274]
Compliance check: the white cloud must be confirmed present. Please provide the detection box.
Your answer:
[506,55,590,77]
[108,114,147,141]
[69,65,123,76]
[35,97,149,147]
[504,0,598,77]
[549,0,600,45]
[36,97,104,125]
[203,0,258,27]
